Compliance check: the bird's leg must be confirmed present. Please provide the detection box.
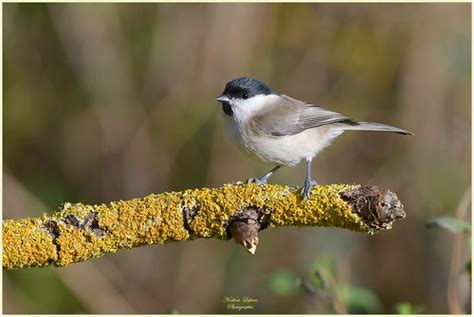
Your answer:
[301,159,318,200]
[247,166,281,185]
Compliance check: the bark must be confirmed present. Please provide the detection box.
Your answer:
[2,183,406,270]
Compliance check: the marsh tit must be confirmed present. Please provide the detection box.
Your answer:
[216,77,413,200]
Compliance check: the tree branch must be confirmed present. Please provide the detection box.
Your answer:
[2,183,406,270]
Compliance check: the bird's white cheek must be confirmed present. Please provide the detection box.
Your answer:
[230,95,279,122]
[229,101,253,122]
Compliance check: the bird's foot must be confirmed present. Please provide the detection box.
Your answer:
[246,177,268,185]
[301,178,318,201]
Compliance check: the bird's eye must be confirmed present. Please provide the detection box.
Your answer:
[242,92,249,99]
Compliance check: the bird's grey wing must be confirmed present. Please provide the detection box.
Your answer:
[251,95,355,137]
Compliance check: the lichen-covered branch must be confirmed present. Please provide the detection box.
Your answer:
[3,183,406,270]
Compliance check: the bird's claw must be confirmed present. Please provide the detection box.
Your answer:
[301,179,318,201]
[246,177,267,185]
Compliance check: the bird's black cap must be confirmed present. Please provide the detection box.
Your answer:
[220,77,275,100]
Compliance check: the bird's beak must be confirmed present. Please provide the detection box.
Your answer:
[216,95,229,103]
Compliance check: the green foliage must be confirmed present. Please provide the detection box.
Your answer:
[267,270,300,296]
[267,254,382,313]
[309,253,337,287]
[426,217,471,234]
[395,302,424,314]
[339,285,381,314]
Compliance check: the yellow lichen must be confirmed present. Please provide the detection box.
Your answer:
[2,218,57,269]
[268,184,364,231]
[3,183,371,269]
[47,192,190,267]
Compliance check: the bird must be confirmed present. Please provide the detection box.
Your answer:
[216,77,413,200]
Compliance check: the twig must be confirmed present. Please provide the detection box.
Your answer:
[3,183,406,270]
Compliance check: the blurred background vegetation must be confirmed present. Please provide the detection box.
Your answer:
[3,3,471,314]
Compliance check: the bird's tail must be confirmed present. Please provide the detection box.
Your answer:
[335,121,414,135]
